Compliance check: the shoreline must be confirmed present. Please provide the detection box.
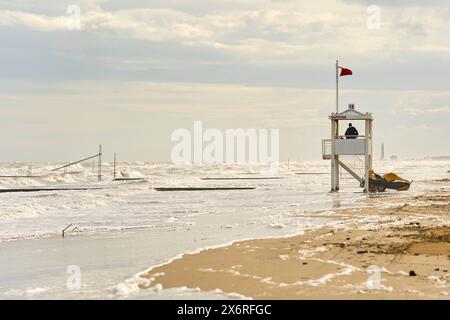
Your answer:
[140,191,450,299]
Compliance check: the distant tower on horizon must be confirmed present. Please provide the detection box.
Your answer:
[380,143,385,161]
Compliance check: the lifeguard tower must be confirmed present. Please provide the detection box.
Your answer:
[322,104,373,193]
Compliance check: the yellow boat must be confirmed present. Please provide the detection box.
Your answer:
[369,170,412,192]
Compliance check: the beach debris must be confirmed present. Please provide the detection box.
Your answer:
[114,177,146,181]
[433,178,450,182]
[62,224,72,237]
[62,224,79,237]
[396,204,410,211]
[369,171,412,192]
[409,270,417,276]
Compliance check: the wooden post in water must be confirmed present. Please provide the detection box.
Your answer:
[98,144,102,181]
[113,152,117,180]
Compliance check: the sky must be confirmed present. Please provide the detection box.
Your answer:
[0,0,449,162]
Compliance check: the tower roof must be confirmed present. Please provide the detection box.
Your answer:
[329,104,373,120]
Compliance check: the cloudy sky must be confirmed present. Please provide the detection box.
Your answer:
[0,0,449,161]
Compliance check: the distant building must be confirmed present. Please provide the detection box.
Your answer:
[390,155,398,161]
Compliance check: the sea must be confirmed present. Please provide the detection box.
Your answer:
[0,160,448,299]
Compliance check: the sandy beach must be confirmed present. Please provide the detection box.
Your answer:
[140,192,450,299]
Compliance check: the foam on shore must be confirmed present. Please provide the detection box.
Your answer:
[139,192,450,299]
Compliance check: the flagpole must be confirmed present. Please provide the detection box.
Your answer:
[336,60,339,114]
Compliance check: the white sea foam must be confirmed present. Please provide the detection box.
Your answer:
[4,287,50,297]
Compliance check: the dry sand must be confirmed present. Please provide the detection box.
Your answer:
[140,192,450,299]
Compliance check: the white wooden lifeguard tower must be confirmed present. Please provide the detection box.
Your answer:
[322,104,373,193]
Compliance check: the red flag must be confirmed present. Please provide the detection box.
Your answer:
[339,67,352,77]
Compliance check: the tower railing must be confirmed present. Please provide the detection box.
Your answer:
[334,135,366,138]
[322,139,331,159]
[338,155,365,183]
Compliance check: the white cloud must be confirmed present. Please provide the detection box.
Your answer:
[1,0,449,60]
[392,91,450,116]
[401,106,450,116]
[0,9,66,30]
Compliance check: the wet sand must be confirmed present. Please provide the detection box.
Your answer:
[140,192,450,299]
